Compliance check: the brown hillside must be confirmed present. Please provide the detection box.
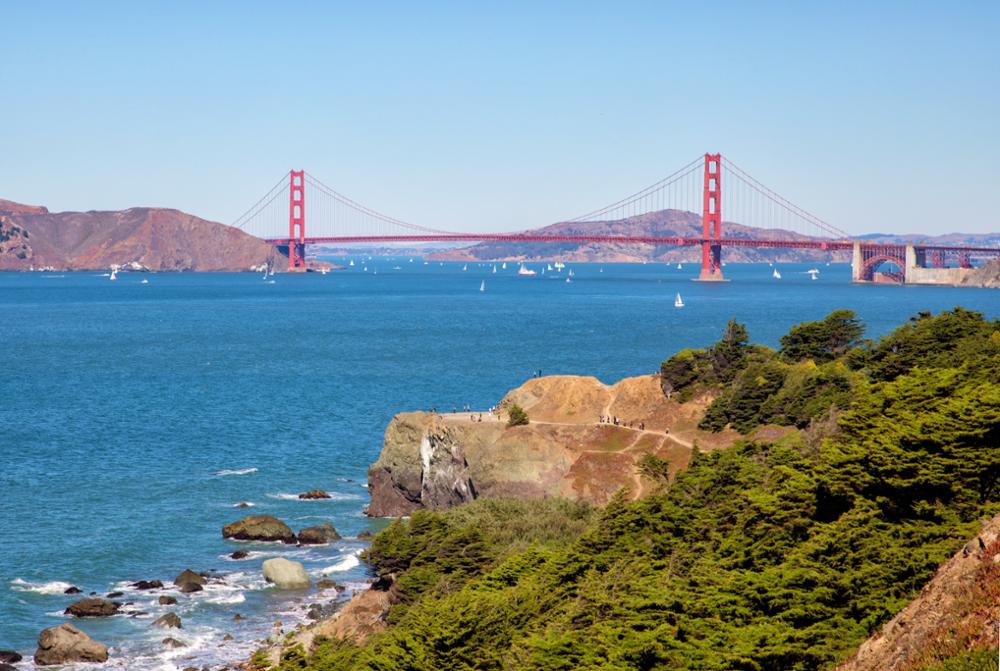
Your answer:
[0,200,282,271]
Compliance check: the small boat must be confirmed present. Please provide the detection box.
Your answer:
[109,269,117,281]
[547,264,553,271]
[807,268,820,275]
[409,258,413,263]
[140,278,149,284]
[492,265,496,274]
[599,267,603,273]
[349,260,355,266]
[554,262,565,270]
[501,262,507,269]
[773,268,782,279]
[674,293,684,308]
[517,264,536,276]
[320,267,329,275]
[811,274,817,280]
[393,266,402,270]
[568,269,575,277]
[462,264,467,271]
[565,277,572,283]
[676,263,682,270]
[479,280,485,292]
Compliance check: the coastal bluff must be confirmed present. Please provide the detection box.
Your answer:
[367,374,743,516]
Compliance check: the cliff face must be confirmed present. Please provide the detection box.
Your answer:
[0,200,282,271]
[836,514,1000,671]
[960,259,1000,288]
[367,374,744,516]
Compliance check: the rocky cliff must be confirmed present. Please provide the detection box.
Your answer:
[836,514,1000,670]
[0,199,282,271]
[960,259,1000,288]
[367,374,746,516]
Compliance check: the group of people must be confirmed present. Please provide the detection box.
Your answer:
[599,415,645,431]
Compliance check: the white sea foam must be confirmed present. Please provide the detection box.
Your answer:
[267,491,360,501]
[320,551,362,574]
[204,591,245,605]
[10,578,75,595]
[214,467,258,476]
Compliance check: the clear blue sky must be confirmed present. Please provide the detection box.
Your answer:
[2,1,997,234]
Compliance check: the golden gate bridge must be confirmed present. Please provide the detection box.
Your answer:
[233,154,999,283]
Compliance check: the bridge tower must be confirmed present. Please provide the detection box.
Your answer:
[697,153,725,281]
[288,170,306,270]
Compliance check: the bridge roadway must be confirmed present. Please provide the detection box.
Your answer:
[265,234,1000,256]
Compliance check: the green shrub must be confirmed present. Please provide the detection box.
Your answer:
[507,404,529,426]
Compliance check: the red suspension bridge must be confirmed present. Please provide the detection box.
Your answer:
[233,154,999,283]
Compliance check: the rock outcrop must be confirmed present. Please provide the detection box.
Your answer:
[34,624,109,665]
[960,259,1000,288]
[222,515,297,544]
[299,489,332,499]
[64,598,120,618]
[262,558,311,589]
[152,613,182,629]
[297,523,341,545]
[836,514,1000,670]
[367,374,741,516]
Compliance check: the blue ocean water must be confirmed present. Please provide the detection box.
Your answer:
[1,259,997,668]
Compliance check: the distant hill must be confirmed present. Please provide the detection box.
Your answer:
[0,199,282,271]
[429,209,1000,263]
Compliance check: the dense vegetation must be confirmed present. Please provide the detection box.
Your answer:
[507,403,530,427]
[273,308,1000,671]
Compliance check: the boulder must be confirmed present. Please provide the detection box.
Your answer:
[65,598,120,618]
[34,623,109,665]
[158,596,178,605]
[0,651,22,664]
[106,591,124,599]
[162,637,186,649]
[315,578,341,590]
[1,663,17,671]
[297,523,342,545]
[178,582,203,594]
[64,586,82,594]
[230,550,249,560]
[262,558,310,589]
[152,613,182,628]
[132,580,163,590]
[222,515,296,544]
[173,569,207,587]
[299,489,331,499]
[357,530,374,540]
[235,502,252,508]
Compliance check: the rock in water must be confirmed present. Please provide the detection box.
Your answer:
[34,624,109,665]
[177,582,203,593]
[131,580,163,590]
[230,550,249,560]
[297,523,342,545]
[299,489,332,499]
[162,637,186,649]
[0,651,22,664]
[173,569,207,587]
[152,613,182,628]
[158,596,177,605]
[222,515,296,544]
[63,586,81,594]
[65,598,120,618]
[262,558,311,589]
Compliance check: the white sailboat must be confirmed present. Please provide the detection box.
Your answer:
[140,278,149,284]
[674,293,684,308]
[517,264,536,276]
[676,263,682,270]
[565,276,572,283]
[501,262,507,269]
[492,264,497,273]
[109,268,117,281]
[479,280,485,292]
[772,268,782,279]
[547,264,553,271]
[349,259,355,266]
[462,264,467,271]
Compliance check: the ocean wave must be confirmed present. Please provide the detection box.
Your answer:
[10,578,75,595]
[204,591,246,605]
[266,491,361,501]
[215,467,258,476]
[320,551,362,574]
